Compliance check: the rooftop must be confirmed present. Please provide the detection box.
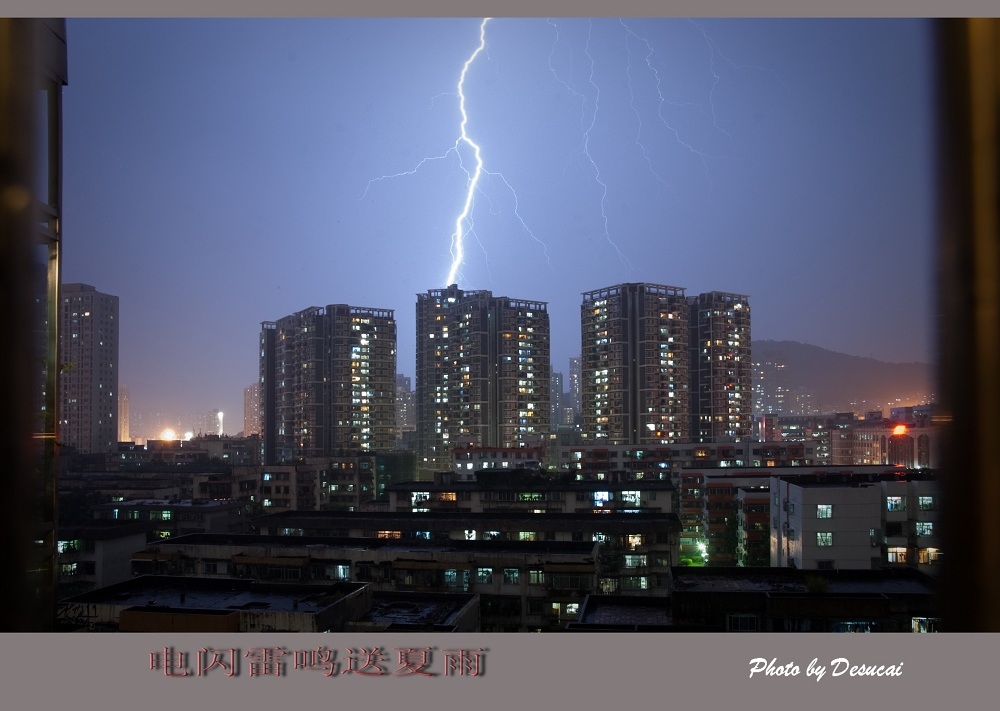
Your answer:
[669,567,938,595]
[149,533,600,557]
[577,595,673,627]
[57,519,151,540]
[360,592,475,628]
[256,509,683,533]
[60,575,363,614]
[93,498,238,509]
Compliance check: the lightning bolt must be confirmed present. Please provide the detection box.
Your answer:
[619,19,717,182]
[361,18,758,283]
[688,19,791,124]
[483,170,552,269]
[619,18,674,195]
[581,20,631,271]
[688,19,735,143]
[444,17,490,286]
[362,18,549,287]
[546,19,631,272]
[359,152,454,201]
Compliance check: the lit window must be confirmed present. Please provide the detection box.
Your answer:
[816,532,833,547]
[816,504,832,519]
[915,521,934,537]
[886,496,905,511]
[57,539,82,554]
[911,617,941,633]
[917,548,941,565]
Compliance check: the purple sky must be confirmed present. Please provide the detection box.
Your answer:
[60,18,936,437]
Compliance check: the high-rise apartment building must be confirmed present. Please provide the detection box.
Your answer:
[568,356,582,420]
[580,283,689,445]
[206,408,223,436]
[688,291,752,441]
[118,385,130,442]
[259,304,396,464]
[395,374,415,444]
[243,382,260,436]
[59,283,119,454]
[752,356,789,417]
[415,284,550,475]
[550,369,564,429]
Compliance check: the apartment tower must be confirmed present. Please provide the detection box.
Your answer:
[415,284,550,475]
[117,385,130,442]
[59,283,119,454]
[395,374,415,444]
[688,291,752,441]
[580,283,689,445]
[243,381,260,437]
[259,304,396,464]
[568,355,582,420]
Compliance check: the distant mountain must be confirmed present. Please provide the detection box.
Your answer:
[752,340,935,414]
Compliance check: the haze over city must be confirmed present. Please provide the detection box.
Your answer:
[59,17,935,437]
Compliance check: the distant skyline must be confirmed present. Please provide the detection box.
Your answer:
[60,18,935,435]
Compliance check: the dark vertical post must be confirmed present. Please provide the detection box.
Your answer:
[936,19,1000,631]
[0,18,66,632]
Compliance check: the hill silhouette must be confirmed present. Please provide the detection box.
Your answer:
[753,340,935,414]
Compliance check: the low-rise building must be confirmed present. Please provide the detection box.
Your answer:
[56,520,151,599]
[385,467,673,515]
[92,499,249,538]
[669,566,941,632]
[736,486,771,567]
[345,590,480,632]
[553,440,813,478]
[770,470,941,573]
[255,509,681,599]
[128,533,600,631]
[56,576,371,632]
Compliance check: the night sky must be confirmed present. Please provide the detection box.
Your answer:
[61,17,936,437]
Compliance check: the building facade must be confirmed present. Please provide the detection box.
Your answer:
[117,385,129,442]
[415,284,550,475]
[259,304,396,464]
[770,470,941,573]
[56,521,149,599]
[127,534,600,631]
[59,283,119,454]
[567,356,582,421]
[550,369,564,429]
[395,374,415,447]
[689,291,752,442]
[243,382,260,436]
[581,283,690,445]
[669,566,940,632]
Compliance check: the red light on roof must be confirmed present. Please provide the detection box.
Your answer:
[892,424,907,436]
